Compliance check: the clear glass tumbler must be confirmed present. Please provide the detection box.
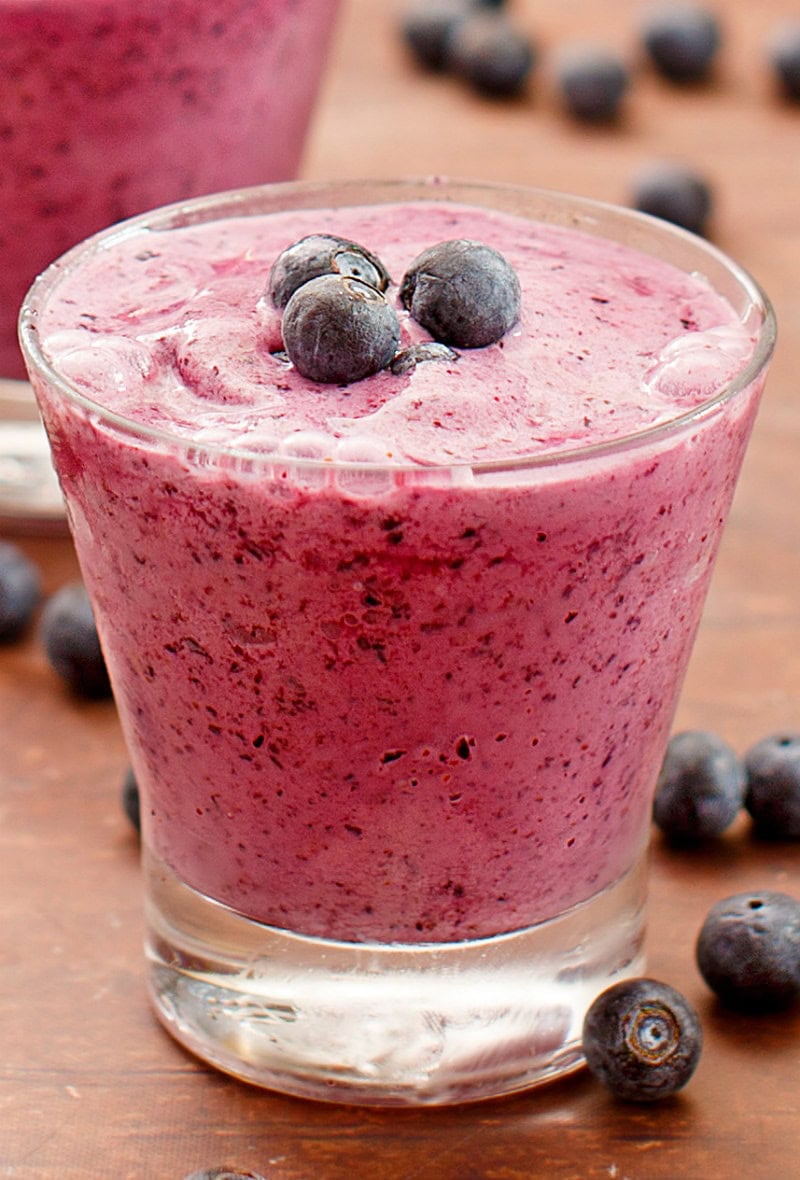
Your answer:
[19,179,776,1106]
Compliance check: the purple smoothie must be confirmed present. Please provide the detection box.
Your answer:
[27,194,767,945]
[0,0,339,377]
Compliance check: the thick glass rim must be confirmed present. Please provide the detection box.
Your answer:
[18,176,777,475]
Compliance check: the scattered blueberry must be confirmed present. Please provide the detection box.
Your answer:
[39,582,112,699]
[555,45,631,122]
[122,766,141,835]
[653,730,745,843]
[0,541,41,643]
[631,161,713,235]
[268,234,390,310]
[282,274,401,384]
[390,341,459,375]
[744,733,800,839]
[399,239,521,348]
[767,23,800,102]
[640,4,721,83]
[582,978,702,1102]
[696,890,800,1011]
[445,11,535,98]
[400,0,472,72]
[182,1169,267,1180]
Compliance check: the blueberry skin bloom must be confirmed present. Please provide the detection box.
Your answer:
[282,274,401,385]
[653,729,745,842]
[641,4,721,83]
[268,233,390,310]
[768,23,800,101]
[631,161,712,236]
[399,238,521,348]
[39,582,112,699]
[445,12,535,98]
[744,733,800,839]
[0,541,41,643]
[555,46,630,122]
[583,978,702,1102]
[696,891,800,1011]
[400,0,472,72]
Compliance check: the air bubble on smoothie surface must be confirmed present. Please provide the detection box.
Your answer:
[275,430,336,489]
[174,317,282,407]
[642,324,754,404]
[334,435,400,498]
[55,336,158,394]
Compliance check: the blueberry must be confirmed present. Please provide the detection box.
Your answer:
[182,1170,267,1180]
[582,978,702,1102]
[268,234,390,310]
[653,729,745,843]
[0,541,41,643]
[122,766,141,835]
[768,23,800,102]
[631,161,712,236]
[390,341,459,375]
[40,582,112,699]
[641,4,721,83]
[744,733,800,839]
[445,12,535,98]
[400,0,472,72]
[555,46,631,122]
[399,239,521,348]
[282,274,400,385]
[696,890,800,1011]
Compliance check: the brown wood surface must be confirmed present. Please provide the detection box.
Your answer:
[3,1,800,1176]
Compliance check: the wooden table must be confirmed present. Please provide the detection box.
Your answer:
[3,1,800,1175]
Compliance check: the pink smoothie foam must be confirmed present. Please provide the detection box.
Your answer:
[30,199,765,943]
[0,0,339,377]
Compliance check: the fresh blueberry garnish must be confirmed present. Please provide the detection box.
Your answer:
[390,341,459,374]
[653,729,745,843]
[582,978,702,1102]
[555,45,631,121]
[696,890,800,1011]
[768,23,800,102]
[399,238,521,348]
[39,582,112,699]
[282,274,401,384]
[445,11,535,97]
[0,541,41,643]
[631,161,712,236]
[121,766,141,835]
[744,733,800,839]
[268,234,390,310]
[641,4,721,83]
[400,0,472,72]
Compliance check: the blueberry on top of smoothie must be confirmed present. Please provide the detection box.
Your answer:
[268,233,391,309]
[399,238,521,348]
[282,274,401,384]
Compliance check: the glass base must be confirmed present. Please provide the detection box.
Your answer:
[144,850,648,1106]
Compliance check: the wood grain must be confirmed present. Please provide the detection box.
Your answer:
[3,1,800,1176]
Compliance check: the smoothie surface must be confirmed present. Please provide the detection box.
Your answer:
[39,200,754,465]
